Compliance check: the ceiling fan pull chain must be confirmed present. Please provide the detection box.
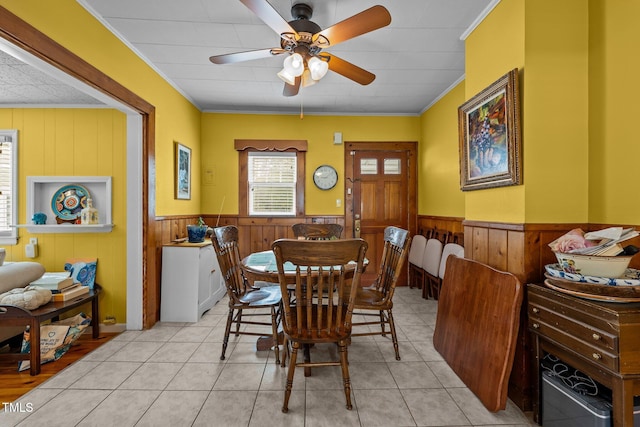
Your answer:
[300,94,304,119]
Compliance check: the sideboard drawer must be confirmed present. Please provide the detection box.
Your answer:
[528,302,617,354]
[528,315,618,371]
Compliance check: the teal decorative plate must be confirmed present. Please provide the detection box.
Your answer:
[51,184,90,221]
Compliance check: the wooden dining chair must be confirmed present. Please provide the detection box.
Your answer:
[212,225,282,365]
[272,238,368,413]
[291,223,343,240]
[351,226,411,360]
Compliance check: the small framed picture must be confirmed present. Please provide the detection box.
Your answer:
[175,142,191,200]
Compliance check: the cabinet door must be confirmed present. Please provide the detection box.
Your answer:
[198,245,215,309]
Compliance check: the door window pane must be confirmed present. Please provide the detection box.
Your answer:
[360,158,377,175]
[384,158,401,175]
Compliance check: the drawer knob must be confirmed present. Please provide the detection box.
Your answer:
[532,307,540,314]
[592,353,602,360]
[532,323,540,329]
[592,333,601,341]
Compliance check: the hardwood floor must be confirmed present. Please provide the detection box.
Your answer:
[0,333,116,404]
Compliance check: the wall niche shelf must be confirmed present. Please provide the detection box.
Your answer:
[20,176,113,234]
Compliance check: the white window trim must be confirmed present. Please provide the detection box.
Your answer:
[0,129,18,245]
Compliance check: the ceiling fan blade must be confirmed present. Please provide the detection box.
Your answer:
[240,0,298,37]
[283,77,301,97]
[313,5,391,47]
[324,53,375,85]
[209,48,284,64]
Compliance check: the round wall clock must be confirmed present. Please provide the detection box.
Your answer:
[313,165,338,190]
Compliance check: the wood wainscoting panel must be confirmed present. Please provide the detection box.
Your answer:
[418,216,464,237]
[488,228,508,272]
[470,226,489,265]
[155,215,345,260]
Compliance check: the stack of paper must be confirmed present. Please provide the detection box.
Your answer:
[569,227,638,255]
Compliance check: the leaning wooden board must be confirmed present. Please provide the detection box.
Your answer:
[432,257,522,412]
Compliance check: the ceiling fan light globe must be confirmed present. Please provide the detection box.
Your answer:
[301,69,317,88]
[283,53,304,76]
[277,68,296,85]
[308,56,329,80]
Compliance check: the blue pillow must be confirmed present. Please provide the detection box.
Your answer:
[64,258,97,289]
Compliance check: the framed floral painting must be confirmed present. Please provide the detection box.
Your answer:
[458,68,522,191]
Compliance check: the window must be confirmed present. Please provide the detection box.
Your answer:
[248,152,296,216]
[0,130,18,245]
[235,139,306,217]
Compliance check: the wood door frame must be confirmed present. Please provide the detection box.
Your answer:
[0,6,158,329]
[344,141,418,238]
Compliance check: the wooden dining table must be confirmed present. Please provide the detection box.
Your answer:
[241,248,367,376]
[242,249,368,286]
[242,249,293,286]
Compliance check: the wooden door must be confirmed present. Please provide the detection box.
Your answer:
[345,142,417,286]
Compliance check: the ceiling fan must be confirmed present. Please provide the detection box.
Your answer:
[209,0,391,97]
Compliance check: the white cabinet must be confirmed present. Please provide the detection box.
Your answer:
[161,241,226,322]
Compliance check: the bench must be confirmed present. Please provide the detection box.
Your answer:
[0,284,100,375]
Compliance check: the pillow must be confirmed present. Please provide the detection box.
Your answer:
[0,262,46,294]
[64,258,97,289]
[0,285,52,310]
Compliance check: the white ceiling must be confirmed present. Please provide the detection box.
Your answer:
[0,49,105,106]
[0,1,497,114]
[78,0,496,115]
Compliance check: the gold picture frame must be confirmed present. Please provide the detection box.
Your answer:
[458,68,522,191]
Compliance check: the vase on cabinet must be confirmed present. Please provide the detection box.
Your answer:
[187,217,207,243]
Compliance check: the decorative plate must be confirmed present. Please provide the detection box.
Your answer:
[51,184,90,221]
[544,263,640,286]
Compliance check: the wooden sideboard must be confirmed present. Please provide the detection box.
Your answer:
[528,283,640,426]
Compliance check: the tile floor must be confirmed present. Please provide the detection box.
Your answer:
[0,287,537,427]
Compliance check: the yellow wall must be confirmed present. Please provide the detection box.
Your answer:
[1,0,203,218]
[200,113,420,215]
[1,0,204,323]
[422,0,638,226]
[588,0,640,224]
[463,0,526,223]
[419,82,466,217]
[523,0,589,223]
[0,108,128,322]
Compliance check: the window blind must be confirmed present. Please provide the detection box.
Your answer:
[0,131,17,242]
[248,152,296,215]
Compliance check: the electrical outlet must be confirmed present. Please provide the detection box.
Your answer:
[26,237,39,258]
[25,243,37,258]
[104,316,116,324]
